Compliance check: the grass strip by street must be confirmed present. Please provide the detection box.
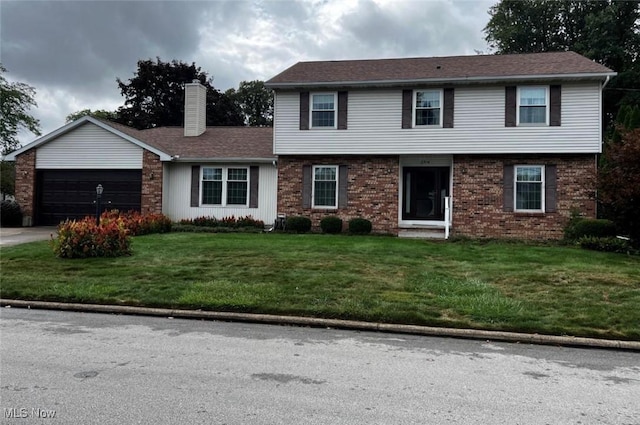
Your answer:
[1,233,639,340]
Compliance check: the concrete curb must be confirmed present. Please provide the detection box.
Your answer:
[2,299,639,351]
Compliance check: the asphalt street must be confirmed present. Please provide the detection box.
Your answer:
[1,308,639,424]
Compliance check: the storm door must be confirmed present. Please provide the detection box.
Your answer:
[402,167,450,221]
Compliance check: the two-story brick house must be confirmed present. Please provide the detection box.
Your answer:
[266,51,615,239]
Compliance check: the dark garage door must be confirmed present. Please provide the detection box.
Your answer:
[36,170,142,225]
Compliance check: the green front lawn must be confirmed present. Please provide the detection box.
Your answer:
[1,233,639,340]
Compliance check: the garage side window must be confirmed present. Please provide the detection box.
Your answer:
[226,168,248,205]
[201,166,249,206]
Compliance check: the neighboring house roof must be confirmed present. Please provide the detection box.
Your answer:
[266,51,616,88]
[6,116,275,162]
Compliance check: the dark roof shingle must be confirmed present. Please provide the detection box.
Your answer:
[266,51,614,87]
[103,120,274,159]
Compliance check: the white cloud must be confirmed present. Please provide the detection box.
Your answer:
[2,0,495,145]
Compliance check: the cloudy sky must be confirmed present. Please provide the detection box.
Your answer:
[1,0,495,146]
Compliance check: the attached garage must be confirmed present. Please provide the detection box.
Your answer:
[35,169,142,225]
[7,96,277,228]
[7,117,171,226]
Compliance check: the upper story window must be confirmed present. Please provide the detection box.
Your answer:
[312,165,338,208]
[311,93,336,128]
[414,90,442,126]
[201,166,248,206]
[515,165,544,212]
[518,87,548,125]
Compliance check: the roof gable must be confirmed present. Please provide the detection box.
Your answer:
[266,51,616,88]
[5,116,172,161]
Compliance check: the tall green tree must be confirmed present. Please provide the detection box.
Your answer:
[65,109,118,123]
[0,64,41,155]
[599,110,640,245]
[226,80,273,126]
[484,0,640,127]
[115,58,244,130]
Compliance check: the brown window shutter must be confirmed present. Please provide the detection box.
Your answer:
[302,164,312,208]
[190,165,200,207]
[249,166,259,208]
[550,85,561,126]
[337,91,348,130]
[505,86,517,127]
[443,88,454,128]
[545,165,557,212]
[300,92,309,130]
[401,89,413,129]
[503,165,514,212]
[338,165,348,208]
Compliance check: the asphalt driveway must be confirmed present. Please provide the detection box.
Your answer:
[0,227,57,247]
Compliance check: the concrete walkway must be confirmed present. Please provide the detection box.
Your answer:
[0,226,57,247]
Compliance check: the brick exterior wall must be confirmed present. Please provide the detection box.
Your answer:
[141,150,163,214]
[452,154,597,240]
[278,156,399,233]
[14,150,37,224]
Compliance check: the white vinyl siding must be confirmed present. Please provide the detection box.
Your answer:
[273,82,602,155]
[162,162,278,225]
[36,122,143,169]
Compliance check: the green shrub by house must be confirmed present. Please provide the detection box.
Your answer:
[578,236,635,254]
[564,218,616,241]
[320,216,343,234]
[0,200,22,227]
[348,218,372,235]
[286,216,312,233]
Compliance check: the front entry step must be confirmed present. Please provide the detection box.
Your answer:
[398,227,447,240]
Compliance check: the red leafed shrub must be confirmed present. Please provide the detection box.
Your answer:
[101,210,172,235]
[51,210,172,259]
[179,215,264,229]
[52,217,131,259]
[599,128,640,246]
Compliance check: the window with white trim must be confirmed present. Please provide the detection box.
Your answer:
[518,87,548,125]
[310,93,336,128]
[201,166,248,206]
[312,165,338,208]
[414,89,442,126]
[515,165,544,212]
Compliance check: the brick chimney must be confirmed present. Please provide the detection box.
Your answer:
[184,80,206,137]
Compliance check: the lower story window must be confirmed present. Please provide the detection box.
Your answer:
[313,165,337,208]
[515,165,544,211]
[202,166,248,206]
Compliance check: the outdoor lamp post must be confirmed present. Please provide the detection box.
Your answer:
[96,184,103,226]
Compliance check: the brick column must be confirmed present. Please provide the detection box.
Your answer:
[141,150,163,214]
[14,150,37,226]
